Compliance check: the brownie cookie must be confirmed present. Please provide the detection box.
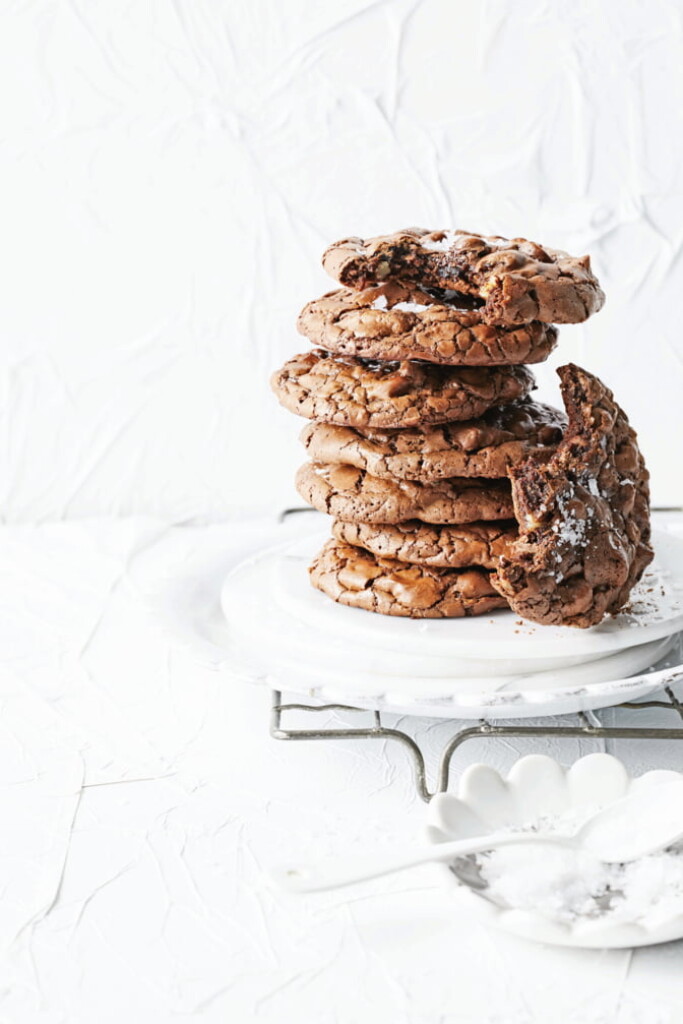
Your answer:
[322,229,605,326]
[492,364,652,628]
[300,398,564,482]
[333,519,518,569]
[296,462,514,524]
[310,539,508,618]
[271,349,535,429]
[298,282,558,365]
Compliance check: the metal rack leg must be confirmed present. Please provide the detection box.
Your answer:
[270,687,683,803]
[271,691,435,801]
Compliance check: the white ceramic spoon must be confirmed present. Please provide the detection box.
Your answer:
[274,777,683,893]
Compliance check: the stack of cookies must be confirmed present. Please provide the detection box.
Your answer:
[272,229,652,628]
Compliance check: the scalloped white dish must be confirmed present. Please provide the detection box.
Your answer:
[425,754,683,948]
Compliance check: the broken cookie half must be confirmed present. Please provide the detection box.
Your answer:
[492,363,653,628]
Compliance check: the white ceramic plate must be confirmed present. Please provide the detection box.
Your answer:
[425,753,683,948]
[217,528,683,718]
[262,528,683,662]
[128,517,683,719]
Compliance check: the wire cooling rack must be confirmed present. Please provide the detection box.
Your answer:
[272,507,683,800]
[270,686,683,802]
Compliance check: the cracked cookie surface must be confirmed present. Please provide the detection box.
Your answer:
[296,462,514,524]
[322,228,605,326]
[271,349,535,429]
[310,539,509,618]
[333,519,518,569]
[300,398,564,481]
[298,282,558,365]
[491,363,652,628]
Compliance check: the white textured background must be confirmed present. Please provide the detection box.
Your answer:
[1,0,682,521]
[3,7,683,1020]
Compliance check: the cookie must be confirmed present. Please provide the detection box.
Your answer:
[300,398,565,482]
[271,349,535,429]
[310,539,508,618]
[492,364,652,628]
[333,519,518,569]
[297,282,558,365]
[322,228,605,326]
[296,462,514,525]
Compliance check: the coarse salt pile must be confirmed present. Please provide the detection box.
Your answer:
[471,806,683,928]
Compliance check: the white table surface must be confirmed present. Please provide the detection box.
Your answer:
[2,512,683,1024]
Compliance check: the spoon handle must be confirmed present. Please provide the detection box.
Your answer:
[272,831,570,893]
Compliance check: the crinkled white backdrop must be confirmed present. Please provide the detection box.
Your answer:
[1,0,681,521]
